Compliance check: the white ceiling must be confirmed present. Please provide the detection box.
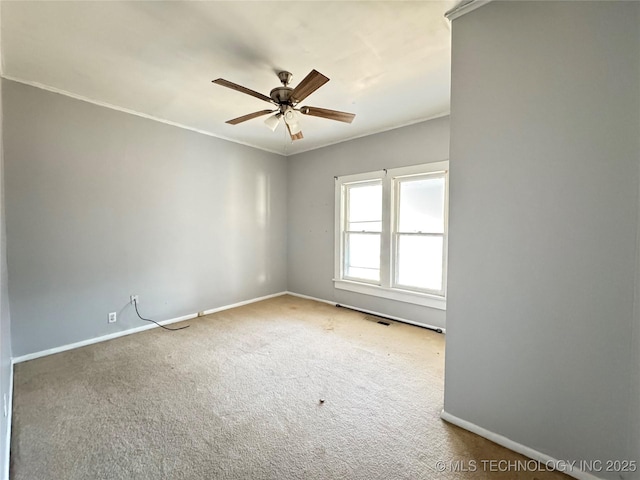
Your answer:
[1,1,454,156]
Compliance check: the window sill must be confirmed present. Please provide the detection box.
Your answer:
[333,279,446,310]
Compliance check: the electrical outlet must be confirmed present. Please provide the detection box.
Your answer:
[108,312,117,324]
[130,295,139,305]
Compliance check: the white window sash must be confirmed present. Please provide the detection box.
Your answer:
[341,178,383,284]
[391,171,447,296]
[334,161,448,310]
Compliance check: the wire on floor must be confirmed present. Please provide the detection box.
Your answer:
[133,300,190,331]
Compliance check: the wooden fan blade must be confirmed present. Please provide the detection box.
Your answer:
[299,106,356,124]
[290,70,329,104]
[286,123,304,141]
[225,110,275,125]
[212,78,273,103]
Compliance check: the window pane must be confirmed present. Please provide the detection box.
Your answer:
[345,233,380,281]
[398,176,445,233]
[348,183,382,232]
[396,235,443,291]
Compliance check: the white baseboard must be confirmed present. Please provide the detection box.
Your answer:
[3,362,13,480]
[201,291,287,315]
[12,291,288,364]
[284,291,337,306]
[285,291,446,333]
[440,410,603,480]
[12,312,197,364]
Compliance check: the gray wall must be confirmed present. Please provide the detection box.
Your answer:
[3,80,288,357]
[633,267,640,477]
[0,58,13,480]
[632,3,640,467]
[445,2,640,477]
[287,117,449,329]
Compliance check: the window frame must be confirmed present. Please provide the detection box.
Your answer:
[391,171,448,296]
[334,161,449,311]
[341,178,383,285]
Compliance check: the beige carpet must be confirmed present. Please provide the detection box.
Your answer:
[11,295,569,479]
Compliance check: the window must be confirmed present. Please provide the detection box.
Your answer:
[343,180,382,282]
[334,161,448,310]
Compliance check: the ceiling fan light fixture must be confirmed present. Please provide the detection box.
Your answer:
[287,121,302,135]
[284,108,296,122]
[283,107,301,134]
[264,113,281,131]
[213,69,356,139]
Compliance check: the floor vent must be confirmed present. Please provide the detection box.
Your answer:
[363,314,392,325]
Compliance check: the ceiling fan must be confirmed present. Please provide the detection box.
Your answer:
[212,70,355,141]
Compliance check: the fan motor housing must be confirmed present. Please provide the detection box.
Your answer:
[270,86,293,105]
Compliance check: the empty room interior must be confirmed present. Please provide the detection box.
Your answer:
[0,1,639,479]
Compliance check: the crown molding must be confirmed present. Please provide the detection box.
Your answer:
[0,75,286,156]
[445,0,493,21]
